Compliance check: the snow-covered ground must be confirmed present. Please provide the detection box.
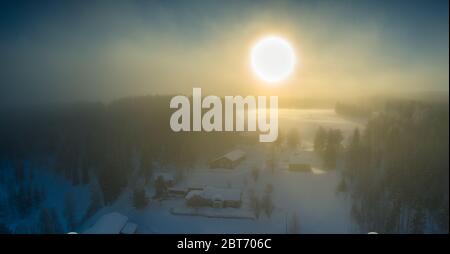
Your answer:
[80,109,364,234]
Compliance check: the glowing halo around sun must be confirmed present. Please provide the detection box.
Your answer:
[250,35,297,84]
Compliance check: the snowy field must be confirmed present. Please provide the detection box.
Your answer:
[80,109,366,234]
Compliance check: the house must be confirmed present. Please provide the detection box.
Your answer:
[185,186,242,208]
[84,212,138,234]
[185,190,208,207]
[288,151,320,172]
[288,162,311,172]
[209,149,246,169]
[154,172,175,187]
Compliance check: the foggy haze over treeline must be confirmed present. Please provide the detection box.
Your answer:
[0,0,448,106]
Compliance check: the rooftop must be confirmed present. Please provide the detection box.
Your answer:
[221,149,246,162]
[84,212,128,234]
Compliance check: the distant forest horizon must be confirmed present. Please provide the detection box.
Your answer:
[1,88,448,112]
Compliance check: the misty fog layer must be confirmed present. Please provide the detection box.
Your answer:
[0,1,448,106]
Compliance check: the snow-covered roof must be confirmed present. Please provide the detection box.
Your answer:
[204,187,241,201]
[121,222,138,234]
[289,151,319,165]
[186,187,241,202]
[84,212,129,234]
[185,189,203,200]
[221,149,246,162]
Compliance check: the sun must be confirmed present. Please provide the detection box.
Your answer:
[250,35,297,84]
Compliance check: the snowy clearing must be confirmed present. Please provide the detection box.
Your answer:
[80,109,364,234]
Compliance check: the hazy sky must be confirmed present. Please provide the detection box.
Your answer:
[0,0,448,106]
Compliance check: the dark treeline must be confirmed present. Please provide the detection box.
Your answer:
[0,95,255,232]
[343,101,449,233]
[314,127,344,169]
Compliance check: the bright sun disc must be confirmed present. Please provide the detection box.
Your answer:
[251,36,296,83]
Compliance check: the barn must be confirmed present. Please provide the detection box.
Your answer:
[209,149,246,169]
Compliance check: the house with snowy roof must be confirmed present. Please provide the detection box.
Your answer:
[208,149,246,169]
[288,151,321,172]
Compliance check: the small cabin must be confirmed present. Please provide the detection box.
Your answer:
[288,151,320,172]
[209,149,246,169]
[288,163,312,172]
